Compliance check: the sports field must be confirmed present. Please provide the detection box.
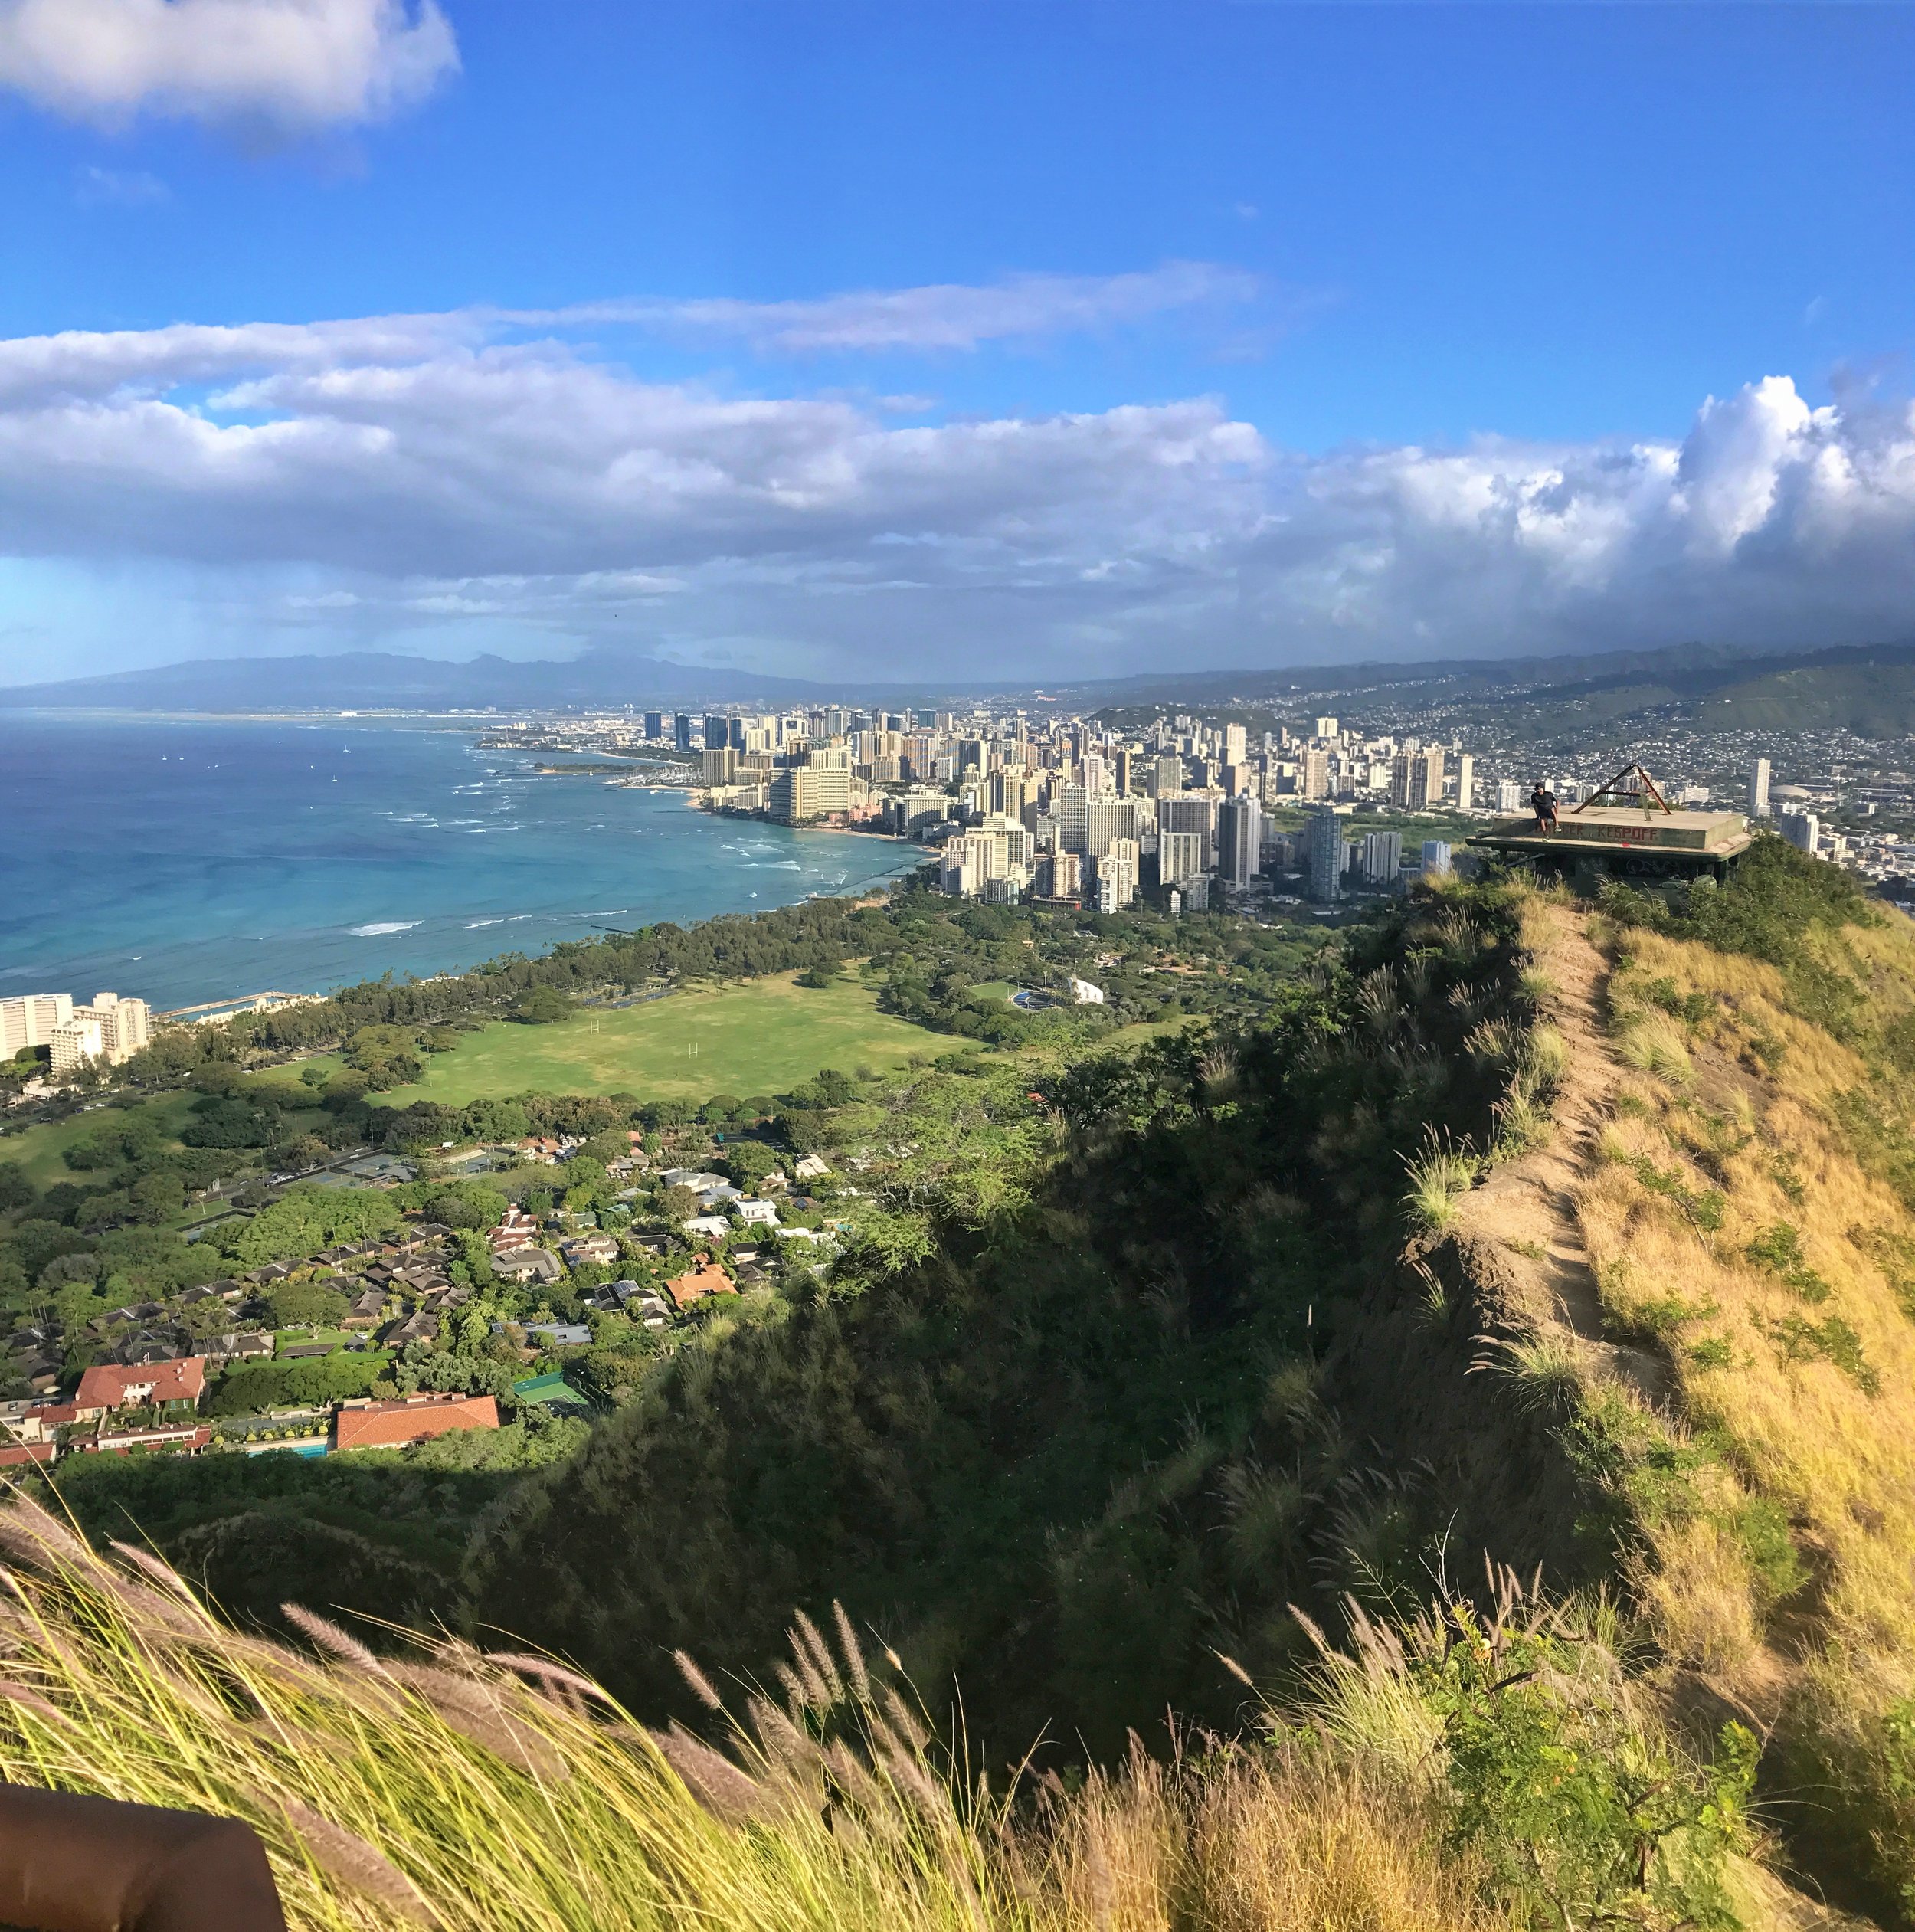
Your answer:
[385,973,938,1105]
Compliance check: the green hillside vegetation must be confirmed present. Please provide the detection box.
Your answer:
[380,973,942,1106]
[1460,643,1915,745]
[19,850,1915,1927]
[1681,659,1915,734]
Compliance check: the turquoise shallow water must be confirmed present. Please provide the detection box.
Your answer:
[0,714,918,1011]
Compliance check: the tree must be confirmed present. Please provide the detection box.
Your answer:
[512,987,573,1026]
[267,1282,350,1330]
[723,1142,782,1190]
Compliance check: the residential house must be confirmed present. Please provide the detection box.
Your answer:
[793,1154,833,1180]
[334,1393,499,1452]
[342,1289,388,1328]
[188,1332,273,1368]
[381,1311,440,1349]
[663,1256,736,1312]
[492,1246,564,1285]
[87,1423,213,1457]
[73,1357,207,1421]
[660,1168,728,1194]
[107,1326,192,1367]
[181,1281,247,1306]
[488,1208,542,1252]
[511,1321,593,1348]
[681,1214,730,1239]
[561,1234,620,1269]
[103,1300,165,1328]
[735,1199,780,1227]
[0,1442,55,1468]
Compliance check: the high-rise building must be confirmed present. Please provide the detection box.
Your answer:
[1748,758,1773,819]
[1059,789,1142,860]
[1034,850,1082,900]
[1455,755,1475,812]
[1780,811,1820,856]
[28,992,149,1072]
[1219,794,1262,892]
[1114,747,1135,795]
[766,760,851,824]
[1157,794,1219,866]
[1096,838,1140,912]
[703,713,728,751]
[1307,808,1344,903]
[1416,747,1445,811]
[1158,830,1206,888]
[1223,723,1248,766]
[1360,830,1403,886]
[702,746,738,785]
[1150,755,1185,798]
[1422,840,1453,879]
[1390,746,1445,811]
[673,713,695,753]
[643,711,664,741]
[1313,715,1339,741]
[1301,749,1332,801]
[1496,780,1524,814]
[0,993,74,1058]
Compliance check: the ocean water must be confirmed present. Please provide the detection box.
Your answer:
[0,714,920,1011]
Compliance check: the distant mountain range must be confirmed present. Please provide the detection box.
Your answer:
[0,648,839,711]
[1085,640,1915,739]
[5,637,1915,735]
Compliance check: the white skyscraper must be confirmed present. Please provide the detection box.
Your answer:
[1455,755,1475,812]
[1748,758,1773,819]
[1360,830,1403,886]
[1219,794,1262,892]
[1096,838,1140,911]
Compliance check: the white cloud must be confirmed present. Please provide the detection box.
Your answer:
[542,262,1270,355]
[74,163,169,205]
[0,295,1912,680]
[0,0,456,129]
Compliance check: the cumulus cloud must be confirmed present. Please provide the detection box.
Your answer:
[0,296,1911,679]
[0,0,457,129]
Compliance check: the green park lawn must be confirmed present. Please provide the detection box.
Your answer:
[385,973,939,1106]
[0,1092,198,1188]
[0,1076,333,1192]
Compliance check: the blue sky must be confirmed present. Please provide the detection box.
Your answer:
[2,1,1913,685]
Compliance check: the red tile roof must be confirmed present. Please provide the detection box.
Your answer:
[333,1393,499,1452]
[0,1443,54,1466]
[663,1256,735,1312]
[74,1357,206,1413]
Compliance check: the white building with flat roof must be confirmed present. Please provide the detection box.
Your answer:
[7,991,150,1072]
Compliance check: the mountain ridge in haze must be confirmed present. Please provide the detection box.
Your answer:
[5,636,1913,722]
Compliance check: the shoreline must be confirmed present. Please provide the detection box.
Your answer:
[2,716,927,1018]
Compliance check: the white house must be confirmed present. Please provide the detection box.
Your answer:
[735,1199,780,1226]
[682,1215,731,1239]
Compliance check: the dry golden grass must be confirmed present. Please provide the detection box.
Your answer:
[1022,1748,1508,1932]
[0,1488,1527,1932]
[1574,906,1915,1895]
